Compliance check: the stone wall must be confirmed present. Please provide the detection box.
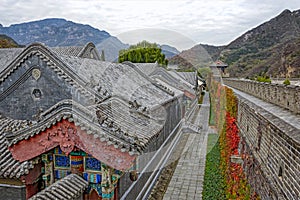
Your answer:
[0,55,73,120]
[118,97,184,199]
[223,78,300,114]
[237,97,300,199]
[0,184,26,200]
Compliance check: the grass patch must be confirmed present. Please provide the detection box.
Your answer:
[209,95,215,126]
[202,134,225,200]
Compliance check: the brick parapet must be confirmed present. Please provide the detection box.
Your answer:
[237,96,300,199]
[223,78,300,114]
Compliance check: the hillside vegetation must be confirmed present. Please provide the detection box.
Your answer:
[221,9,300,78]
[170,9,300,78]
[169,44,224,70]
[0,34,20,48]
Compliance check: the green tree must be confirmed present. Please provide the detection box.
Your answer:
[118,41,168,66]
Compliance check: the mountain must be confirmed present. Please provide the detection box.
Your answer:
[0,18,180,62]
[169,44,224,69]
[0,18,111,47]
[96,36,129,62]
[0,18,131,61]
[221,9,300,78]
[171,9,300,78]
[0,34,22,48]
[160,44,180,59]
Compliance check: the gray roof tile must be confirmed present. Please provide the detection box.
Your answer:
[29,174,88,200]
[176,72,197,86]
[134,63,159,76]
[55,55,174,108]
[51,46,84,57]
[0,48,24,73]
[8,98,163,155]
[150,68,195,96]
[0,116,34,178]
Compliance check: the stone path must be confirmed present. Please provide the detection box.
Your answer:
[163,92,210,200]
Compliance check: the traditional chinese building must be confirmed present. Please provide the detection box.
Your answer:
[210,60,229,77]
[0,42,192,199]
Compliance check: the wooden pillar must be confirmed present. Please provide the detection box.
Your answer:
[101,164,114,200]
[42,154,54,187]
[22,162,43,199]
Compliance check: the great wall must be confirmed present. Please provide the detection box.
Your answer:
[223,78,300,199]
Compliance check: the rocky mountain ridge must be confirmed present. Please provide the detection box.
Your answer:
[170,9,300,78]
[0,18,110,47]
[222,9,300,78]
[0,18,180,62]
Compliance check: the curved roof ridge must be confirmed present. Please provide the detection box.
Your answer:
[6,97,155,156]
[78,42,96,57]
[122,61,175,96]
[0,42,107,103]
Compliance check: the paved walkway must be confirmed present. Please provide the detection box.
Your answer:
[163,92,210,200]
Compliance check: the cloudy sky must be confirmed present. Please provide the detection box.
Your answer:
[0,0,300,50]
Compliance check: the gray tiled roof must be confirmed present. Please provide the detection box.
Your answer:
[150,68,195,96]
[96,98,164,145]
[29,174,88,200]
[0,48,24,73]
[0,116,34,178]
[176,72,197,86]
[55,55,174,108]
[8,98,163,155]
[134,63,159,76]
[51,46,84,57]
[168,71,195,88]
[0,43,181,161]
[154,79,183,97]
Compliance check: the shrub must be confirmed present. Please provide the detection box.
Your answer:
[256,76,271,83]
[283,78,290,85]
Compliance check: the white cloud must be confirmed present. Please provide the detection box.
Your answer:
[0,0,299,49]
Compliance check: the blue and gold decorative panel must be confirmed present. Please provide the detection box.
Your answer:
[54,154,70,169]
[54,147,63,154]
[83,172,102,184]
[70,155,83,166]
[54,170,71,179]
[102,192,114,199]
[85,157,101,171]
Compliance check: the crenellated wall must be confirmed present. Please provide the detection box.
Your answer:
[223,78,300,114]
[237,97,300,199]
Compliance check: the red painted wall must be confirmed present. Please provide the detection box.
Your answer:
[9,120,136,171]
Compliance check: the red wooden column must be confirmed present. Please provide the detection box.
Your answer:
[20,162,43,199]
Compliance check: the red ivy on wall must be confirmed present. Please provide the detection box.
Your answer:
[210,80,258,200]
